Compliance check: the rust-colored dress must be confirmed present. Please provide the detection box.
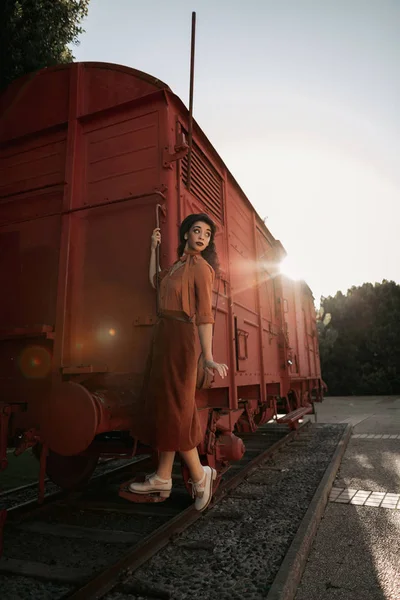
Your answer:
[137,248,215,451]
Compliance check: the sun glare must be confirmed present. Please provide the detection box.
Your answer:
[279,256,304,281]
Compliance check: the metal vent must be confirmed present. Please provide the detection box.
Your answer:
[181,144,224,223]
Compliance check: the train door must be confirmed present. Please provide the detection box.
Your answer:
[59,98,169,377]
[226,188,262,391]
[278,276,301,378]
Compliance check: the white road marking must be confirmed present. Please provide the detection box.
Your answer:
[352,433,399,439]
[330,487,400,509]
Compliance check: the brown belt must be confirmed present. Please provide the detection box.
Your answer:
[159,311,194,323]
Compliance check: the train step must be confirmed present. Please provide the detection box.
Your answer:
[277,406,312,429]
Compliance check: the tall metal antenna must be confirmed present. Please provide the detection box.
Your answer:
[186,11,196,191]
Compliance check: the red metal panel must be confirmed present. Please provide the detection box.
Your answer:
[81,107,161,207]
[81,63,169,117]
[62,200,161,373]
[227,187,261,388]
[278,277,322,385]
[0,213,59,424]
[300,284,320,379]
[0,231,20,327]
[51,66,169,373]
[0,215,61,328]
[0,187,63,226]
[255,229,281,383]
[0,67,69,142]
[227,187,257,313]
[52,63,84,374]
[292,282,306,377]
[0,130,67,199]
[292,282,310,378]
[218,171,238,413]
[280,276,301,377]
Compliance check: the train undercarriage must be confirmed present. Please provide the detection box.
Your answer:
[1,374,323,502]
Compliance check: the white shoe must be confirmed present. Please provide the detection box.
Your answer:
[128,472,172,498]
[189,466,217,511]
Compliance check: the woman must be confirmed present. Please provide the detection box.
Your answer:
[129,213,228,511]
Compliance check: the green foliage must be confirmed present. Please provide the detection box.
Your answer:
[318,281,400,395]
[0,0,89,90]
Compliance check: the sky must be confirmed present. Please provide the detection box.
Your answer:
[72,0,400,304]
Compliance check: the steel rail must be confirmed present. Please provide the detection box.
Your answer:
[66,423,308,600]
[0,480,44,499]
[0,456,115,497]
[4,455,151,520]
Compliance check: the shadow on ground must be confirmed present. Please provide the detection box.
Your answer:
[297,396,400,600]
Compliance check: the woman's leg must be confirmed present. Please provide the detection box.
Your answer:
[156,451,176,480]
[180,447,216,511]
[179,448,205,482]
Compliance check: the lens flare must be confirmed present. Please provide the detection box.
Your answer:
[228,258,281,296]
[19,346,52,379]
[108,328,116,337]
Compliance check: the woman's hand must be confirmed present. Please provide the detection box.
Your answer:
[151,228,161,250]
[204,359,229,379]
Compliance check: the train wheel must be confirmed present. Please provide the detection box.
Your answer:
[33,445,99,490]
[32,443,42,461]
[180,455,222,498]
[46,451,99,490]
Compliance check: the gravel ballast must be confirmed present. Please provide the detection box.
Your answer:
[0,424,346,599]
[108,424,346,600]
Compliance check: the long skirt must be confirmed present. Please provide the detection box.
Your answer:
[136,316,202,452]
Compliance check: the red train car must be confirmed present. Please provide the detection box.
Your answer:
[0,62,324,491]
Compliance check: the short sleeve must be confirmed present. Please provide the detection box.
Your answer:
[194,259,215,325]
[153,269,168,288]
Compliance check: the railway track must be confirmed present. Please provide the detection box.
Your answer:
[0,480,44,500]
[0,457,128,501]
[0,423,298,599]
[0,456,150,516]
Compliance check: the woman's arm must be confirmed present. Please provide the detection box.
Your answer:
[195,262,228,379]
[198,323,228,378]
[198,323,213,362]
[149,228,161,289]
[149,248,157,289]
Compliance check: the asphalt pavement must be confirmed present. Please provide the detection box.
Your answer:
[295,396,400,600]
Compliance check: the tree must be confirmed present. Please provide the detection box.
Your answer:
[0,0,89,90]
[318,281,400,395]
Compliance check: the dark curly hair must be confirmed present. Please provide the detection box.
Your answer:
[177,213,220,274]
